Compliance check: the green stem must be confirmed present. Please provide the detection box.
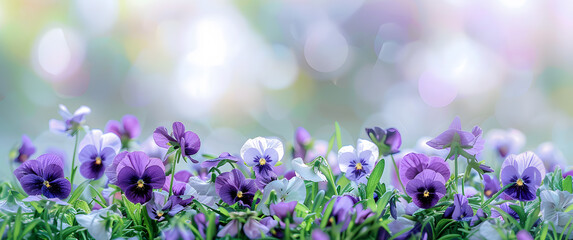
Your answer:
[321,157,339,196]
[390,154,406,193]
[70,133,80,187]
[454,155,459,194]
[481,183,515,208]
[168,151,180,197]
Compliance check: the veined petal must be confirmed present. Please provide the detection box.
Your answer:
[337,145,357,173]
[284,177,307,203]
[100,132,121,153]
[356,139,379,166]
[449,116,462,131]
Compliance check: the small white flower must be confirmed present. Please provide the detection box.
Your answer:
[257,177,306,215]
[540,190,573,234]
[338,139,378,184]
[240,137,284,176]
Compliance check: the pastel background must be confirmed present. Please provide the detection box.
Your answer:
[1,0,573,178]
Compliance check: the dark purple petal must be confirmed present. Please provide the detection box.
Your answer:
[479,164,494,173]
[406,177,446,209]
[14,159,41,181]
[80,160,106,180]
[19,174,44,195]
[153,126,175,149]
[117,167,139,190]
[122,114,141,139]
[483,174,501,198]
[255,169,277,190]
[16,135,36,163]
[174,170,192,182]
[125,184,153,204]
[42,178,71,199]
[42,164,65,181]
[500,165,519,186]
[142,166,167,189]
[37,154,65,173]
[181,131,201,156]
[366,127,386,143]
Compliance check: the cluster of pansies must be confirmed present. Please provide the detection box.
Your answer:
[3,105,573,239]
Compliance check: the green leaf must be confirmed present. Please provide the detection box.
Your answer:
[206,212,216,240]
[437,234,462,240]
[367,159,385,200]
[491,206,520,228]
[312,190,325,213]
[525,206,540,230]
[320,198,336,229]
[327,134,335,156]
[509,204,527,227]
[335,121,342,151]
[375,191,394,216]
[89,185,108,208]
[74,200,91,214]
[68,180,91,203]
[14,208,22,239]
[59,225,84,239]
[564,176,573,193]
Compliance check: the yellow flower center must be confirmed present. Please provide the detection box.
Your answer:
[157,211,164,217]
[137,179,145,188]
[356,163,363,170]
[423,190,430,197]
[259,158,267,165]
[516,179,524,186]
[43,181,51,188]
[485,190,492,197]
[237,191,243,198]
[95,157,102,165]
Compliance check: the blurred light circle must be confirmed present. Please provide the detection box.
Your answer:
[304,21,348,73]
[185,19,229,67]
[75,0,118,34]
[259,45,299,90]
[418,71,457,108]
[32,27,85,82]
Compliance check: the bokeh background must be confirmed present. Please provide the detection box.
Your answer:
[2,0,573,179]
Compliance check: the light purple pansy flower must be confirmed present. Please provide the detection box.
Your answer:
[323,195,358,232]
[162,170,192,196]
[399,153,450,187]
[240,137,284,177]
[535,142,566,173]
[215,169,257,207]
[49,104,91,135]
[13,134,36,163]
[293,127,312,160]
[194,213,219,239]
[115,151,166,204]
[201,152,242,169]
[163,226,195,240]
[217,212,269,239]
[105,114,141,147]
[500,152,545,201]
[78,129,121,180]
[426,117,483,154]
[14,153,71,200]
[443,194,474,220]
[153,122,201,163]
[338,139,378,184]
[486,128,525,159]
[405,170,447,209]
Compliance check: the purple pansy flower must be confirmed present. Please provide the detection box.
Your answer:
[293,127,312,160]
[399,153,450,187]
[105,151,128,186]
[483,174,501,198]
[535,142,566,173]
[13,135,36,163]
[49,104,91,135]
[217,212,269,239]
[323,195,358,231]
[153,122,201,163]
[194,213,219,239]
[105,114,141,148]
[240,137,284,177]
[163,226,195,240]
[270,201,298,220]
[406,170,447,209]
[78,129,121,180]
[470,208,487,226]
[162,170,193,196]
[215,169,257,207]
[14,153,71,200]
[486,129,525,159]
[443,194,474,220]
[365,127,402,156]
[426,117,483,155]
[338,139,379,184]
[311,229,330,240]
[500,152,545,201]
[146,192,190,221]
[115,151,166,204]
